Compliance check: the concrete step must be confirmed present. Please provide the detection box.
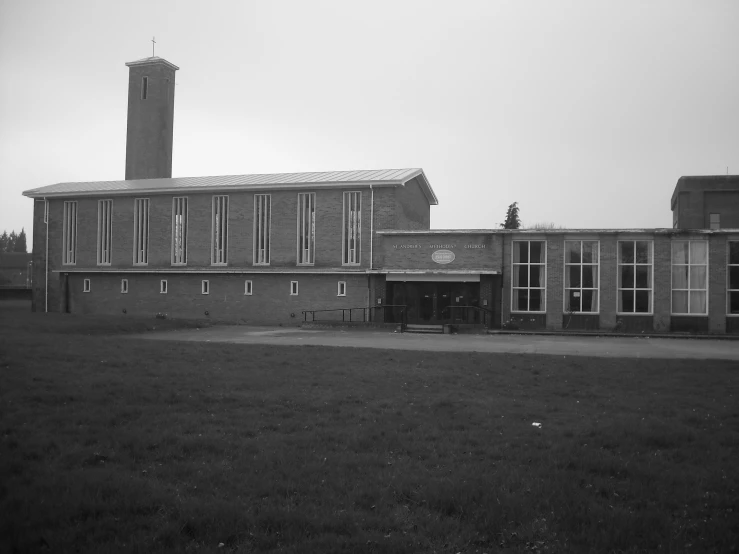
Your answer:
[404,324,445,334]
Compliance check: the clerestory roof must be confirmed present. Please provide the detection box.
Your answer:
[22,168,438,205]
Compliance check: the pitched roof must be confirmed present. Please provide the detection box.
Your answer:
[22,168,438,205]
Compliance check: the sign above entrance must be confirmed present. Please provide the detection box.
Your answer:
[432,250,455,264]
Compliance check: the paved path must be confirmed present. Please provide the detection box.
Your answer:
[132,326,739,361]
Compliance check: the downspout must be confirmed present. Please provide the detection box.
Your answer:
[45,198,49,313]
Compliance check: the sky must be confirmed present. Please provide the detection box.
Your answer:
[1,0,738,246]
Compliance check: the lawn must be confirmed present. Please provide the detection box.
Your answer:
[1,303,737,553]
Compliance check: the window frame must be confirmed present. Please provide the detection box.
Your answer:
[254,194,271,265]
[201,280,210,295]
[563,240,600,314]
[728,240,739,316]
[337,281,346,297]
[297,192,316,266]
[62,201,78,265]
[83,278,91,293]
[290,280,299,296]
[211,195,229,266]
[616,240,654,315]
[141,76,149,100]
[244,280,253,296]
[671,239,709,316]
[121,279,128,294]
[133,198,150,266]
[342,191,362,266]
[160,279,168,294]
[171,197,188,266]
[709,213,720,230]
[510,240,547,313]
[97,199,113,266]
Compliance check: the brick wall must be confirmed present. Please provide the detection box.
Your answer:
[394,177,431,230]
[376,232,501,270]
[67,272,369,325]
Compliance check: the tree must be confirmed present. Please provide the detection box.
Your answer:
[500,202,521,229]
[13,228,27,253]
[0,231,7,252]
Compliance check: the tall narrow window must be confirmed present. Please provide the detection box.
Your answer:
[202,280,209,295]
[290,281,299,295]
[618,240,653,313]
[121,279,128,294]
[727,242,739,315]
[43,200,49,223]
[254,194,271,265]
[709,213,720,230]
[337,281,346,296]
[245,280,253,296]
[672,240,708,314]
[172,197,188,265]
[160,280,168,294]
[212,196,228,265]
[511,240,546,312]
[564,240,599,313]
[342,191,361,265]
[297,193,316,265]
[133,198,149,265]
[62,201,78,265]
[83,278,91,293]
[141,76,149,100]
[97,200,113,265]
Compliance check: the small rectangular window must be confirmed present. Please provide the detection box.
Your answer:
[202,280,209,295]
[245,280,253,295]
[160,280,167,294]
[337,281,346,296]
[133,198,150,265]
[254,195,271,265]
[141,76,148,100]
[121,279,128,294]
[83,278,91,293]
[290,281,299,296]
[62,201,78,265]
[212,196,228,265]
[172,197,188,265]
[97,199,113,265]
[709,213,720,230]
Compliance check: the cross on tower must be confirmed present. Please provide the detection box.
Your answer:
[152,37,156,57]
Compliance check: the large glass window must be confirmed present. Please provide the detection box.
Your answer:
[133,198,149,265]
[512,240,546,312]
[212,196,228,265]
[172,197,188,265]
[728,241,739,315]
[342,191,361,265]
[618,240,653,313]
[671,240,708,314]
[254,195,271,265]
[97,200,113,265]
[564,240,599,312]
[297,193,315,265]
[62,201,77,265]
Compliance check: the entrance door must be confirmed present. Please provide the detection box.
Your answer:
[386,281,480,325]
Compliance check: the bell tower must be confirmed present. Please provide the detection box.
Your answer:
[124,56,179,180]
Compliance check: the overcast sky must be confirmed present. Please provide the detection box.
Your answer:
[1,0,738,246]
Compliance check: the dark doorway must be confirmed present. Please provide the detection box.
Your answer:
[386,281,481,325]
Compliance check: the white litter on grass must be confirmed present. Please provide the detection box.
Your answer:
[532,422,542,428]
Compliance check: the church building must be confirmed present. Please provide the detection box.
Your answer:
[23,56,739,334]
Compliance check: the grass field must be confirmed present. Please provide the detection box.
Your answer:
[1,303,737,553]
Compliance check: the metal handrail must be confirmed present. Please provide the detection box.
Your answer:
[440,305,496,327]
[301,304,408,331]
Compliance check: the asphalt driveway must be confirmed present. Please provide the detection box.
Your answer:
[133,326,739,361]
